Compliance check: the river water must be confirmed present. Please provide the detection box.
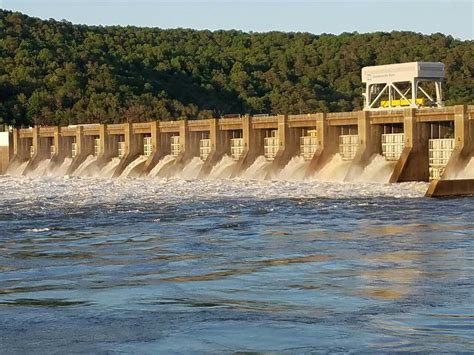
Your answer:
[0,175,473,352]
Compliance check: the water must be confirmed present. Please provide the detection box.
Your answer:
[149,155,175,177]
[355,154,397,183]
[240,155,272,180]
[24,159,51,177]
[313,154,351,182]
[207,155,236,179]
[5,160,28,176]
[73,155,99,176]
[1,175,473,352]
[46,157,73,177]
[452,156,474,179]
[274,156,308,181]
[175,156,203,179]
[100,157,122,178]
[121,155,148,177]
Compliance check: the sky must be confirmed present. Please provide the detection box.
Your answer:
[1,0,473,40]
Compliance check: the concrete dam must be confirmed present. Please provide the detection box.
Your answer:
[2,104,474,197]
[1,62,474,197]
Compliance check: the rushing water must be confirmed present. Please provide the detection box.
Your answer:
[1,174,473,353]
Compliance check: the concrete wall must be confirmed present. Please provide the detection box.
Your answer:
[0,132,12,174]
[305,113,341,177]
[266,115,301,178]
[345,111,383,181]
[232,115,266,176]
[113,123,143,177]
[390,108,430,182]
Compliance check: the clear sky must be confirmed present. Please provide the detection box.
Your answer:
[1,0,473,40]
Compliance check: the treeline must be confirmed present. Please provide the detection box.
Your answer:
[0,9,472,127]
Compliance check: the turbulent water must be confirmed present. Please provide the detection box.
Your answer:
[1,170,473,352]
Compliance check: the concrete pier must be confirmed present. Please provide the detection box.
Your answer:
[113,123,142,177]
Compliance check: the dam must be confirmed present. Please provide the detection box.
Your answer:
[2,62,474,197]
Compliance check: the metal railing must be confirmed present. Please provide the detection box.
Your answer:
[118,141,126,158]
[199,139,211,161]
[381,133,404,161]
[429,138,454,180]
[264,137,279,161]
[230,138,244,160]
[300,130,318,160]
[71,143,78,158]
[171,136,181,157]
[93,138,100,156]
[339,135,359,160]
[143,137,152,157]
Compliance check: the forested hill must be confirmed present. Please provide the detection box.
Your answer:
[0,9,472,127]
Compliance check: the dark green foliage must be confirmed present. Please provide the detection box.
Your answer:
[0,10,472,126]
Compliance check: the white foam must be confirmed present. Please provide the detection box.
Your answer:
[313,154,351,182]
[100,157,121,178]
[274,156,308,181]
[149,155,175,177]
[175,157,204,180]
[25,159,50,177]
[354,154,396,183]
[46,158,73,177]
[451,156,474,179]
[0,176,429,208]
[207,155,236,179]
[121,155,148,177]
[6,160,29,176]
[239,156,271,180]
[73,155,99,177]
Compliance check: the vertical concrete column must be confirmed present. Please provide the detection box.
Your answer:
[24,126,47,174]
[200,118,228,177]
[306,113,338,176]
[345,111,382,181]
[232,115,261,175]
[175,119,190,164]
[67,126,88,175]
[267,115,298,177]
[96,124,115,169]
[0,131,11,174]
[390,108,429,182]
[113,123,141,177]
[442,104,473,179]
[50,126,65,165]
[143,121,164,174]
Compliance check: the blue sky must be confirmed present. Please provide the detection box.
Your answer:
[2,0,473,40]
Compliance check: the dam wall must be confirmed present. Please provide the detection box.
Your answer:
[4,105,474,197]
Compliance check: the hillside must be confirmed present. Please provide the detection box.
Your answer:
[0,9,472,127]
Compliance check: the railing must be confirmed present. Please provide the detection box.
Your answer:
[170,136,181,157]
[143,137,152,157]
[339,135,359,160]
[71,143,78,158]
[118,141,126,158]
[50,145,56,158]
[300,130,319,160]
[199,139,211,161]
[264,136,279,161]
[381,133,404,161]
[429,138,454,180]
[94,138,100,156]
[230,138,244,160]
